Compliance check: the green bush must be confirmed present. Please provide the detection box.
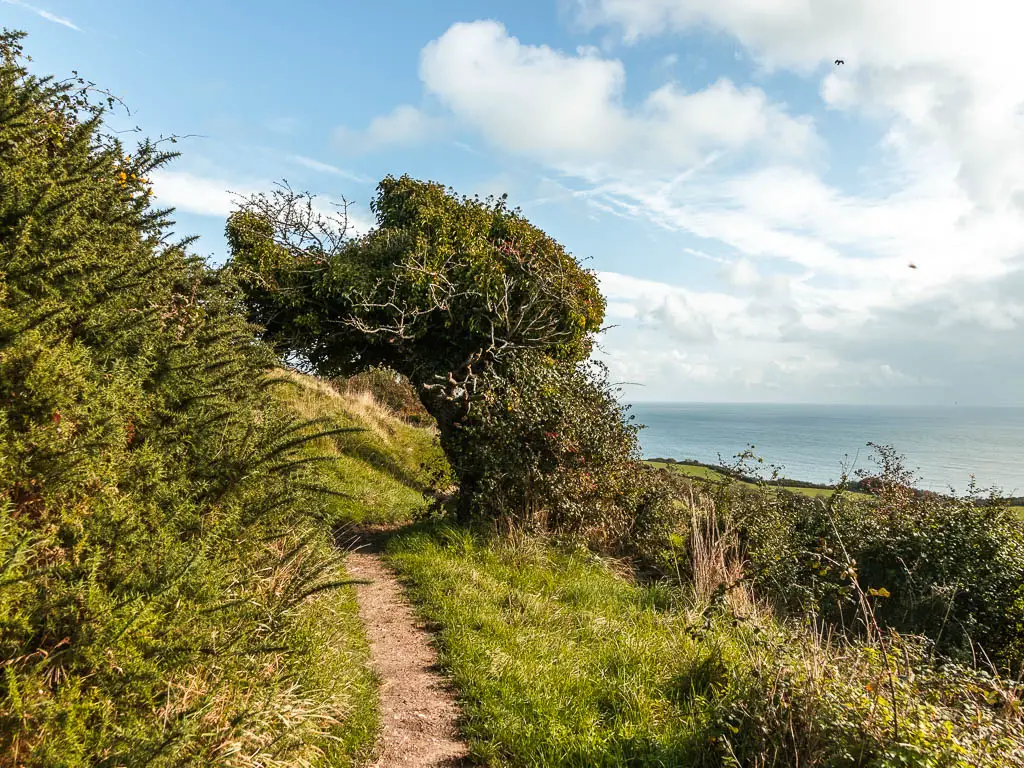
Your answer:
[697,447,1024,672]
[447,352,676,553]
[0,31,373,764]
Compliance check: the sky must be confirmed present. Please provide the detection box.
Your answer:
[6,0,1024,405]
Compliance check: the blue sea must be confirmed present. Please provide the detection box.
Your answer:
[629,403,1024,496]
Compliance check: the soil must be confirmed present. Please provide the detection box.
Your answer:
[346,537,470,768]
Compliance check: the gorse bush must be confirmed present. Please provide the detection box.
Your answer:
[0,32,373,765]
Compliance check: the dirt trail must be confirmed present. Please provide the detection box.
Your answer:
[346,541,469,768]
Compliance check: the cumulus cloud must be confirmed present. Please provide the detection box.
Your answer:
[418,20,817,169]
[149,170,245,218]
[575,0,1024,211]
[326,10,1024,403]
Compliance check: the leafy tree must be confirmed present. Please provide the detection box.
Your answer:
[227,178,681,547]
[227,177,605,438]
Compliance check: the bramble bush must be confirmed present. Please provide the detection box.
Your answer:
[0,31,372,765]
[678,446,1024,673]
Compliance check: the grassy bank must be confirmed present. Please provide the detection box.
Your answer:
[271,369,440,524]
[385,524,1022,767]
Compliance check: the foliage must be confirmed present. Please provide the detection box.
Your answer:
[445,353,650,531]
[678,446,1024,673]
[225,175,668,539]
[226,177,604,432]
[0,31,375,765]
[385,523,1023,767]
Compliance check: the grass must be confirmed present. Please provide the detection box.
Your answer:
[273,369,441,523]
[646,460,873,500]
[284,547,380,766]
[267,375,1022,766]
[383,523,1019,767]
[385,523,715,766]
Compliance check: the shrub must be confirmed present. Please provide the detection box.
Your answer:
[693,447,1024,673]
[447,352,678,555]
[0,31,371,764]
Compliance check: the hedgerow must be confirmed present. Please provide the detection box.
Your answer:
[0,31,373,765]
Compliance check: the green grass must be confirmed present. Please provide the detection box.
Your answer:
[384,523,1019,767]
[647,460,873,500]
[274,369,442,523]
[646,460,730,482]
[385,523,718,766]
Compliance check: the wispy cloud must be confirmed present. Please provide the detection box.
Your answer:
[334,104,445,153]
[288,154,371,183]
[2,0,79,30]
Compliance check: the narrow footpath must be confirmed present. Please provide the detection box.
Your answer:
[346,541,469,768]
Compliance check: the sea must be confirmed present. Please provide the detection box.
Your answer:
[628,403,1024,496]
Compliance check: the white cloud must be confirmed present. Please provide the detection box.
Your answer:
[2,0,79,30]
[150,170,244,218]
[418,20,817,168]
[321,11,1024,403]
[149,170,375,236]
[576,0,1024,211]
[334,104,443,152]
[289,154,371,183]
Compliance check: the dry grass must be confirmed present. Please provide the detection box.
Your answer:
[271,369,415,446]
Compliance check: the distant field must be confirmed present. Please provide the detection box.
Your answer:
[646,460,871,500]
[648,460,1024,512]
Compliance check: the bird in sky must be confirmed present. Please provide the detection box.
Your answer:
[908,263,918,269]
[835,59,844,66]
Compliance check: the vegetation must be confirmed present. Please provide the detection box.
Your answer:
[227,176,673,552]
[4,27,1023,768]
[646,459,873,499]
[226,177,604,437]
[0,32,380,765]
[271,368,441,524]
[386,523,1023,767]
[652,447,1024,672]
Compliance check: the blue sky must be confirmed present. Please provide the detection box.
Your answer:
[7,0,1024,404]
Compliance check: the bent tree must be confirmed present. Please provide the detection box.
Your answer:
[226,176,605,438]
[228,177,674,542]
